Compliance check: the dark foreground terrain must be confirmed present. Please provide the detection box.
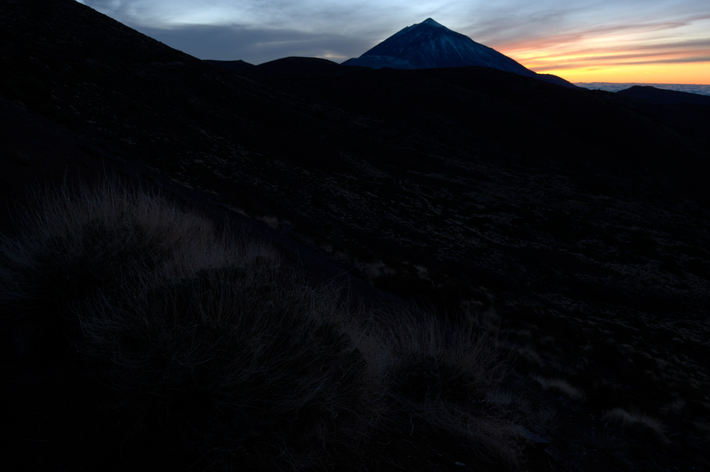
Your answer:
[2,1,709,470]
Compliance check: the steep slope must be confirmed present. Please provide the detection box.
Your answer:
[343,18,574,86]
[342,17,574,87]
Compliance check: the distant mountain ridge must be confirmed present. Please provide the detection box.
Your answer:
[343,18,572,86]
[578,82,710,96]
[618,85,710,106]
[344,18,531,75]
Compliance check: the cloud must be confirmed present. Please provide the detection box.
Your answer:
[78,0,453,62]
[79,0,444,33]
[493,8,710,79]
[533,54,710,71]
[76,0,710,79]
[618,55,710,65]
[139,24,375,63]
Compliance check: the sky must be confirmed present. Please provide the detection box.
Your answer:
[77,0,710,84]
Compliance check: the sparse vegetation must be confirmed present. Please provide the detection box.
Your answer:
[604,408,667,441]
[534,377,585,401]
[1,182,517,471]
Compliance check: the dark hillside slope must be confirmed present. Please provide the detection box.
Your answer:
[246,61,709,193]
[614,86,710,157]
[2,1,710,471]
[619,85,710,105]
[2,1,708,200]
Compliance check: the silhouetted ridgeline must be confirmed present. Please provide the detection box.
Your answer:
[578,82,710,96]
[617,85,710,105]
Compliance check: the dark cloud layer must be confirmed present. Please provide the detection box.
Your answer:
[141,25,374,62]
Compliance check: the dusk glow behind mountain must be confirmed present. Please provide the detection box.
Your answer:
[76,0,710,84]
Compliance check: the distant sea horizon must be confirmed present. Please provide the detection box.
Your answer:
[576,82,710,96]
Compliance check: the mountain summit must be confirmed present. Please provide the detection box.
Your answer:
[343,18,534,77]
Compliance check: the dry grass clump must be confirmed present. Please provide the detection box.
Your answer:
[1,181,273,325]
[604,408,667,442]
[362,309,519,470]
[78,266,370,471]
[1,181,519,470]
[534,376,585,401]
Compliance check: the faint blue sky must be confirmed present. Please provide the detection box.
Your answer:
[76,0,710,82]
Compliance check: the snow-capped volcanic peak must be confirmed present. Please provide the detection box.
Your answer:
[343,18,535,78]
[421,17,446,28]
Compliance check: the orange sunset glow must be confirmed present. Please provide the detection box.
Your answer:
[78,0,710,85]
[496,17,710,84]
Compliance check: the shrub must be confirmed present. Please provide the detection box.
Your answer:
[365,309,518,470]
[1,181,267,317]
[1,181,517,471]
[75,266,370,470]
[2,182,368,470]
